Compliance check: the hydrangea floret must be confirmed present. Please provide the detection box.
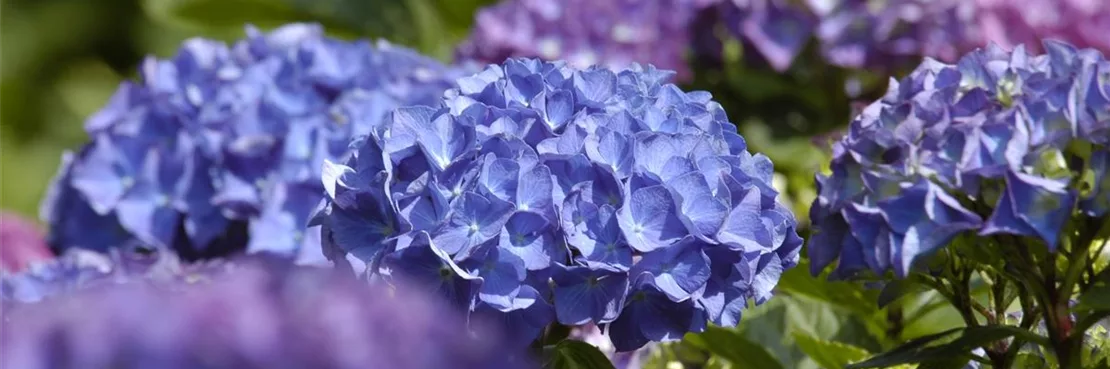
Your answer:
[316,58,802,351]
[41,23,468,263]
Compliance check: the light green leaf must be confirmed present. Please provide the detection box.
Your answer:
[792,333,871,369]
[878,278,927,308]
[1077,282,1110,311]
[847,326,1048,369]
[1012,352,1051,369]
[686,326,785,369]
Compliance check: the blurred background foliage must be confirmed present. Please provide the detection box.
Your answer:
[1,0,870,225]
[0,1,965,367]
[0,0,495,218]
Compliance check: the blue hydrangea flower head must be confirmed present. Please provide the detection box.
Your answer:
[318,58,802,351]
[42,23,469,263]
[809,41,1110,278]
[1,254,528,369]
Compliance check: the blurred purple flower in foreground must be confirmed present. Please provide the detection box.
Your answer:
[1,254,529,369]
[0,212,52,274]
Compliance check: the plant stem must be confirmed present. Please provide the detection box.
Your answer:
[886,300,904,342]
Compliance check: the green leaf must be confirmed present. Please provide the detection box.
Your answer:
[542,340,617,369]
[145,0,319,29]
[686,326,785,369]
[792,333,871,369]
[877,278,927,308]
[845,328,964,369]
[775,261,882,320]
[847,326,1048,369]
[142,0,494,59]
[1077,281,1110,311]
[142,0,411,44]
[1012,352,1050,369]
[915,356,972,369]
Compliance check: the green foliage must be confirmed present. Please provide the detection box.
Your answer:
[793,333,871,369]
[543,340,618,369]
[686,326,785,369]
[141,0,493,60]
[848,326,1047,369]
[0,0,499,218]
[1077,282,1110,312]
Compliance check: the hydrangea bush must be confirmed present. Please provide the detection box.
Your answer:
[315,58,802,351]
[809,40,1109,368]
[1,254,528,369]
[42,23,468,263]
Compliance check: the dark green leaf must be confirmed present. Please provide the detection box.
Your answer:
[1012,352,1050,369]
[1077,282,1110,311]
[916,356,972,369]
[792,333,871,369]
[542,340,617,369]
[877,278,926,308]
[686,326,785,369]
[845,328,964,369]
[775,261,882,320]
[847,326,1048,369]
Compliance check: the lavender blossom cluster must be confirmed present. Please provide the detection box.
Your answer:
[315,58,802,351]
[717,0,1110,71]
[976,0,1110,56]
[42,23,468,263]
[809,40,1110,278]
[1,254,526,369]
[715,0,972,70]
[457,0,1110,78]
[456,0,715,80]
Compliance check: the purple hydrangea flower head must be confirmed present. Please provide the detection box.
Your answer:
[809,41,1110,278]
[456,0,717,80]
[1,254,528,369]
[712,0,982,70]
[710,0,1110,72]
[976,0,1110,56]
[0,212,52,274]
[43,23,469,263]
[317,58,802,351]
